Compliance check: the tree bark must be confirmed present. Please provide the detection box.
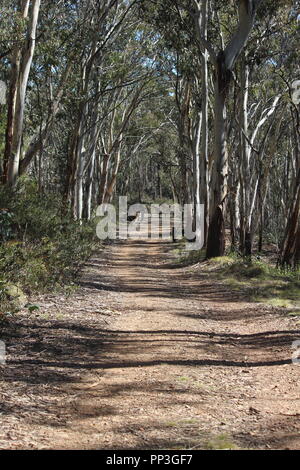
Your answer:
[4,0,41,187]
[204,0,263,258]
[278,168,300,269]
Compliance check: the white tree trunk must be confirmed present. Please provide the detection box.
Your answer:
[203,0,263,258]
[6,0,41,186]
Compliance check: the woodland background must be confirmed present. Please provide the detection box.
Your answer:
[0,0,299,314]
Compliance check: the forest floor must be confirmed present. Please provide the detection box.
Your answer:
[0,237,300,450]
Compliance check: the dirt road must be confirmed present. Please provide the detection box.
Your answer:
[0,239,299,449]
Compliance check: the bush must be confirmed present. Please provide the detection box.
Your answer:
[0,179,98,313]
[206,254,300,309]
[0,209,15,241]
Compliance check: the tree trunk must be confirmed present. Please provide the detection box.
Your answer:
[199,0,209,243]
[4,0,41,187]
[98,153,110,205]
[194,0,263,258]
[104,148,122,203]
[206,51,230,258]
[278,168,300,269]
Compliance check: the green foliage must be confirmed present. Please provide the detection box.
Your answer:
[0,3,28,53]
[204,255,300,310]
[0,180,97,314]
[0,209,15,241]
[0,279,11,319]
[175,245,206,267]
[205,434,238,451]
[25,304,40,313]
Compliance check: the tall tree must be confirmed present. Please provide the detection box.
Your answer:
[193,0,264,258]
[3,0,41,187]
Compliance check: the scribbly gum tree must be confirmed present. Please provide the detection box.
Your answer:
[193,0,265,258]
[3,0,41,187]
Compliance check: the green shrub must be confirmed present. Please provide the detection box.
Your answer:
[0,179,98,313]
[0,209,15,241]
[204,254,300,309]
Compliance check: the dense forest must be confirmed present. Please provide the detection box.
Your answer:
[0,0,300,452]
[1,0,299,262]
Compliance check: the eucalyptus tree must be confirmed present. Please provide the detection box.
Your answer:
[277,71,300,268]
[61,2,162,219]
[3,0,41,187]
[65,0,131,219]
[191,0,265,257]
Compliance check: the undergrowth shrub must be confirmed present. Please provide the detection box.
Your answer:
[0,179,98,314]
[208,255,300,308]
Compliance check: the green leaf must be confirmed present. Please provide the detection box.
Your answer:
[26,304,40,313]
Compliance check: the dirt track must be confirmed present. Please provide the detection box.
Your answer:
[0,239,300,450]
